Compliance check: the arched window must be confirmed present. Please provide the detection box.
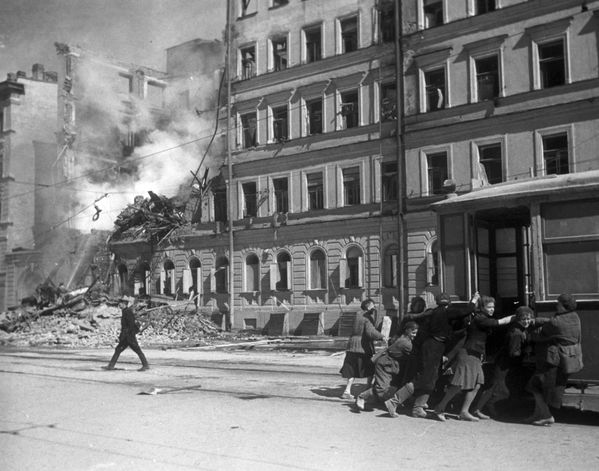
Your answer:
[213,256,229,293]
[161,260,176,295]
[245,253,260,292]
[185,257,201,297]
[340,246,364,288]
[309,249,327,289]
[134,262,151,296]
[383,245,398,288]
[271,251,291,291]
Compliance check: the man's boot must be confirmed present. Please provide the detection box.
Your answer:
[412,393,430,418]
[384,383,414,418]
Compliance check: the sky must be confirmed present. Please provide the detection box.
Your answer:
[0,0,227,80]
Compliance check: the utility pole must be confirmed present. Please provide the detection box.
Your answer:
[394,0,407,319]
[225,0,235,330]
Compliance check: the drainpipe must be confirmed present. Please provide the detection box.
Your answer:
[394,0,407,320]
[226,0,235,330]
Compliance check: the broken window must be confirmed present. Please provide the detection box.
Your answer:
[475,55,499,101]
[304,25,322,63]
[539,39,565,88]
[543,133,569,175]
[424,0,443,28]
[275,252,291,291]
[215,257,229,294]
[478,143,502,184]
[242,181,258,218]
[343,166,361,206]
[340,90,359,129]
[427,151,448,195]
[309,249,327,289]
[307,172,324,210]
[273,177,289,213]
[424,68,446,112]
[380,82,397,121]
[306,98,323,135]
[344,246,364,289]
[384,245,398,288]
[245,254,260,292]
[162,260,175,296]
[340,16,358,53]
[240,112,257,148]
[272,105,288,142]
[213,187,227,223]
[382,161,398,201]
[271,37,288,71]
[239,0,256,17]
[476,0,496,14]
[378,0,395,43]
[240,46,256,80]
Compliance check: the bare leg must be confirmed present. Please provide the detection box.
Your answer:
[433,385,461,421]
[341,378,355,399]
[459,385,481,421]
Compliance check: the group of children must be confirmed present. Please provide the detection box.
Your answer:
[342,293,540,423]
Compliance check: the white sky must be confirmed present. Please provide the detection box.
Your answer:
[0,0,226,79]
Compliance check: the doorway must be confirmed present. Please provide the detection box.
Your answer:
[474,207,531,314]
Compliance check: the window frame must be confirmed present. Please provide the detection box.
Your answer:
[304,96,324,136]
[471,136,506,185]
[239,179,260,219]
[270,174,291,214]
[239,43,257,80]
[269,103,289,143]
[243,252,260,293]
[337,13,359,55]
[302,23,324,64]
[268,34,289,72]
[535,125,573,176]
[421,66,448,113]
[420,146,451,197]
[307,247,328,290]
[340,245,364,289]
[337,161,365,207]
[238,110,258,149]
[418,0,446,30]
[304,169,327,211]
[338,88,360,130]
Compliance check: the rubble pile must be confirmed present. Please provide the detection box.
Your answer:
[0,300,223,348]
[109,191,187,245]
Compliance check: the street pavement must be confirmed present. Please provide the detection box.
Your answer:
[1,343,599,471]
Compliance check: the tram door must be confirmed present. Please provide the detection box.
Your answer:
[474,211,531,314]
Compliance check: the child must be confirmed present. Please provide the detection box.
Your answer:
[472,306,534,419]
[355,321,419,411]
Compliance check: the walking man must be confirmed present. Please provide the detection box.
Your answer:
[103,298,149,371]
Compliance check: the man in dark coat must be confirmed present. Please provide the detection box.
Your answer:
[103,299,149,371]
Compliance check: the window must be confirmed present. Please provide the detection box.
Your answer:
[382,162,398,201]
[240,46,256,80]
[309,249,327,289]
[273,177,289,213]
[274,252,291,291]
[306,98,323,135]
[427,151,448,195]
[380,82,397,121]
[342,246,364,289]
[272,0,288,7]
[476,0,496,14]
[271,37,288,71]
[242,181,257,217]
[538,39,565,89]
[304,25,322,63]
[383,246,398,288]
[542,200,599,296]
[543,133,569,175]
[215,257,229,293]
[478,143,502,184]
[245,254,260,292]
[239,0,256,17]
[307,172,324,210]
[378,1,395,43]
[240,112,257,148]
[423,0,443,28]
[214,187,227,222]
[0,142,4,180]
[343,166,361,206]
[475,55,499,101]
[188,257,201,297]
[161,260,175,296]
[340,16,358,53]
[340,90,359,129]
[424,68,446,112]
[272,105,288,142]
